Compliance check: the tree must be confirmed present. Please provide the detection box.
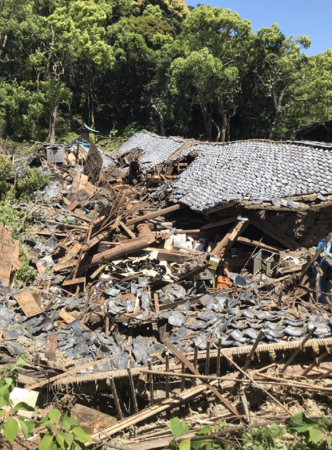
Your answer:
[253,24,311,138]
[131,0,189,20]
[169,6,253,141]
[103,1,178,135]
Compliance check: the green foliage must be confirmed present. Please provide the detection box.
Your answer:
[123,122,143,139]
[16,248,36,284]
[0,156,12,198]
[170,413,332,450]
[17,168,49,201]
[1,0,332,142]
[170,418,190,438]
[0,201,27,242]
[0,360,92,449]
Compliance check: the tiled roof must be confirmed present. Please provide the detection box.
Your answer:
[112,130,185,172]
[170,140,332,212]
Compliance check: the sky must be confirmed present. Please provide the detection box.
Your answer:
[186,0,332,56]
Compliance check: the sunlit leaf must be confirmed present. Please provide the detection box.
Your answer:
[4,418,19,444]
[170,418,189,437]
[72,427,93,443]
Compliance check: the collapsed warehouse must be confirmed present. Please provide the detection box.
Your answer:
[2,130,332,447]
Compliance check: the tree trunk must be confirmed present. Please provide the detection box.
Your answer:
[48,104,58,144]
[200,102,213,141]
[217,96,229,143]
[151,102,165,136]
[88,88,95,128]
[226,120,230,142]
[269,87,287,139]
[269,108,281,139]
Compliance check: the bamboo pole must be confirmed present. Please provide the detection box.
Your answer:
[243,331,264,372]
[281,327,317,373]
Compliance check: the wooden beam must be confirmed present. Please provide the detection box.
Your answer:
[91,381,219,440]
[212,220,249,257]
[120,221,136,239]
[201,217,238,231]
[88,225,156,267]
[27,356,116,390]
[126,204,183,226]
[62,277,86,287]
[237,236,281,253]
[163,338,240,417]
[250,216,298,250]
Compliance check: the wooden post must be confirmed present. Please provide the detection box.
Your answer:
[148,359,154,405]
[154,293,160,314]
[105,315,110,337]
[127,368,138,414]
[205,339,211,375]
[243,331,264,372]
[301,348,332,377]
[316,367,332,381]
[181,362,186,392]
[109,377,123,420]
[163,338,240,417]
[281,327,317,373]
[212,220,250,257]
[217,338,222,377]
[193,344,198,386]
[165,352,170,398]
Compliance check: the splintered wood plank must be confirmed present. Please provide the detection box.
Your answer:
[0,225,19,286]
[58,311,90,331]
[90,264,106,280]
[45,333,57,361]
[62,277,86,287]
[0,265,12,287]
[71,173,96,196]
[58,310,78,324]
[71,403,116,434]
[15,287,42,318]
[54,242,82,273]
[67,200,80,211]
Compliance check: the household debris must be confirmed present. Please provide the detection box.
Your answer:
[2,131,332,447]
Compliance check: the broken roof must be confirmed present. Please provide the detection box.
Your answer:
[170,140,332,212]
[112,130,186,172]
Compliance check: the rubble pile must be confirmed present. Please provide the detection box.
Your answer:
[2,131,332,446]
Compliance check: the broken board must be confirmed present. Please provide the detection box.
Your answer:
[0,222,19,286]
[15,287,42,318]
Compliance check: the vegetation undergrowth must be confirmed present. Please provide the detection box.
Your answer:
[16,168,49,201]
[169,415,332,450]
[16,249,36,284]
[0,155,49,285]
[0,358,93,449]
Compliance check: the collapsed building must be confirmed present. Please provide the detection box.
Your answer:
[2,130,332,447]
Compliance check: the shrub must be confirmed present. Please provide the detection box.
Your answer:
[16,249,36,284]
[0,155,12,198]
[17,168,49,201]
[0,201,27,242]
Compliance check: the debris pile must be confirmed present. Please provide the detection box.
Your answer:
[2,130,332,447]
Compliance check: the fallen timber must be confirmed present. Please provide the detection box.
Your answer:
[36,337,332,390]
[4,134,332,447]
